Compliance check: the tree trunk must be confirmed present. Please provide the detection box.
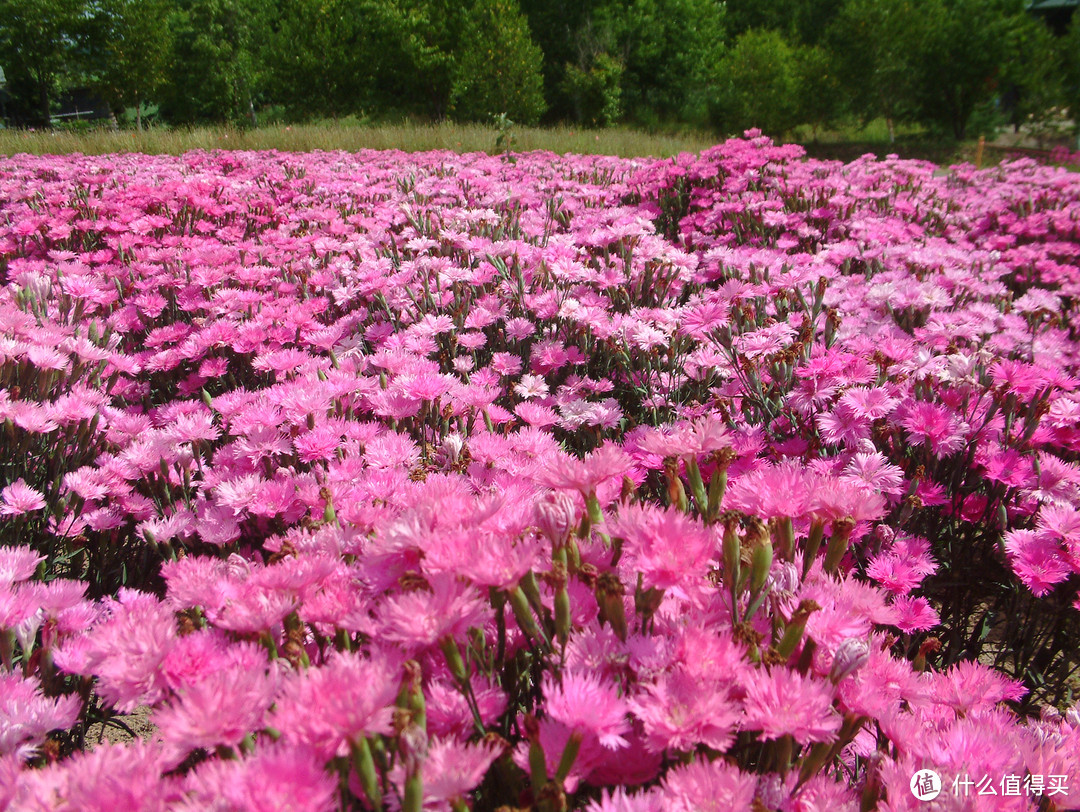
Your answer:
[136,96,143,132]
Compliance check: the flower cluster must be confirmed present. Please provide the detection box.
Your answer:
[0,135,1078,811]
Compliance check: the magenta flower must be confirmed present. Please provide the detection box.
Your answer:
[610,504,715,595]
[57,590,178,713]
[153,664,277,760]
[0,674,82,759]
[545,671,630,750]
[374,573,489,651]
[270,649,400,760]
[628,667,741,753]
[181,743,337,812]
[661,758,757,812]
[15,740,175,812]
[585,787,666,812]
[0,480,46,516]
[402,736,505,808]
[0,546,42,584]
[741,668,841,745]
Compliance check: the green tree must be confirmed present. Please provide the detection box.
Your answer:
[519,0,598,122]
[1064,12,1080,143]
[259,0,375,121]
[726,0,842,45]
[0,0,85,126]
[449,0,546,125]
[711,28,800,136]
[561,45,624,127]
[827,0,927,140]
[365,0,470,120]
[911,0,1021,139]
[159,0,270,125]
[95,0,171,129]
[793,43,843,139]
[593,0,726,127]
[999,13,1064,135]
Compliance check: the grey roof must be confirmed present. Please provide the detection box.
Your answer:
[1027,0,1078,10]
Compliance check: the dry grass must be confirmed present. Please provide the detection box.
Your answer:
[0,120,717,159]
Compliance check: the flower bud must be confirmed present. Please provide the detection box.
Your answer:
[823,517,855,574]
[535,491,577,545]
[596,572,627,642]
[829,637,869,683]
[350,737,382,809]
[722,522,741,587]
[750,538,773,595]
[442,433,465,466]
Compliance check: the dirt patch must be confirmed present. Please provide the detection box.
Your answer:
[85,705,155,747]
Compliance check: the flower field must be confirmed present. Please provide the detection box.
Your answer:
[1,133,1079,811]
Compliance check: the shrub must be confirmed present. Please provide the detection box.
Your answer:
[711,29,800,137]
[450,0,547,125]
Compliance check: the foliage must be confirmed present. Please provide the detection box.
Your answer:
[826,0,926,134]
[711,29,800,136]
[449,0,547,125]
[560,49,624,128]
[154,0,270,126]
[910,0,1026,139]
[726,0,844,45]
[93,0,173,129]
[792,43,844,139]
[1000,13,1065,131]
[1062,12,1080,138]
[0,0,1072,147]
[0,0,86,125]
[258,0,379,120]
[592,0,726,127]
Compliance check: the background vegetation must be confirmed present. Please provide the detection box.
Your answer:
[0,0,1077,145]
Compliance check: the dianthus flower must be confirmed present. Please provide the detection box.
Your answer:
[270,649,400,760]
[544,671,630,750]
[741,668,841,745]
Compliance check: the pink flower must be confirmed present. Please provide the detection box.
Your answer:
[544,671,630,750]
[57,590,178,713]
[0,674,82,759]
[410,736,506,807]
[0,546,42,584]
[890,595,940,632]
[899,401,968,458]
[628,667,740,753]
[153,663,277,759]
[181,743,337,812]
[610,504,715,595]
[931,661,1026,716]
[15,740,175,812]
[725,460,815,520]
[0,480,46,516]
[661,757,757,812]
[585,787,666,812]
[741,668,841,745]
[271,649,400,760]
[425,677,508,740]
[536,444,634,495]
[374,574,489,651]
[1004,529,1072,596]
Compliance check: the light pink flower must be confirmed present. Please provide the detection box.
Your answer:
[0,480,46,516]
[545,671,630,750]
[271,649,400,760]
[741,668,841,745]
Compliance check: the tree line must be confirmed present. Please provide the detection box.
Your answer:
[1,0,1078,140]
